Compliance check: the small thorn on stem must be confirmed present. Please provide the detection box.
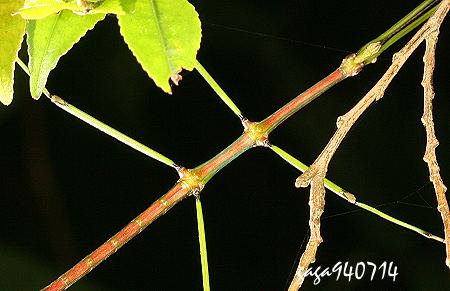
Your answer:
[192,190,201,199]
[241,117,250,129]
[174,164,185,177]
[262,140,271,148]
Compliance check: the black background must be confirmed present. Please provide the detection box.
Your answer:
[1,0,449,290]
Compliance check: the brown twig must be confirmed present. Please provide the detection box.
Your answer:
[288,174,326,290]
[421,30,450,268]
[289,1,450,289]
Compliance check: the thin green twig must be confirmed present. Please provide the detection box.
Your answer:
[16,58,51,98]
[16,58,178,169]
[195,197,211,291]
[269,144,445,243]
[359,0,441,64]
[195,60,244,120]
[356,202,444,243]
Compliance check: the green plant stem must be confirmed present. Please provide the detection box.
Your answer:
[50,96,178,168]
[269,144,445,243]
[16,59,178,169]
[356,202,444,243]
[359,0,441,64]
[195,197,211,291]
[16,58,51,98]
[195,60,244,120]
[259,0,442,133]
[194,133,254,183]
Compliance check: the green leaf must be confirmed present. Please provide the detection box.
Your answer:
[26,10,105,99]
[94,0,137,14]
[16,0,126,20]
[16,0,78,19]
[118,0,201,93]
[118,0,136,13]
[0,0,26,106]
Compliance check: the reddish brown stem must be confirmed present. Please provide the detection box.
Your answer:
[42,66,348,290]
[260,69,346,134]
[195,134,253,181]
[42,183,188,290]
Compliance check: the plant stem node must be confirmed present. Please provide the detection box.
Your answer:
[177,167,205,196]
[242,119,270,147]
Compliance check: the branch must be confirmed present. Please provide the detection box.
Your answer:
[296,0,450,190]
[270,144,444,243]
[290,0,450,289]
[288,174,326,290]
[33,1,449,289]
[421,29,450,268]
